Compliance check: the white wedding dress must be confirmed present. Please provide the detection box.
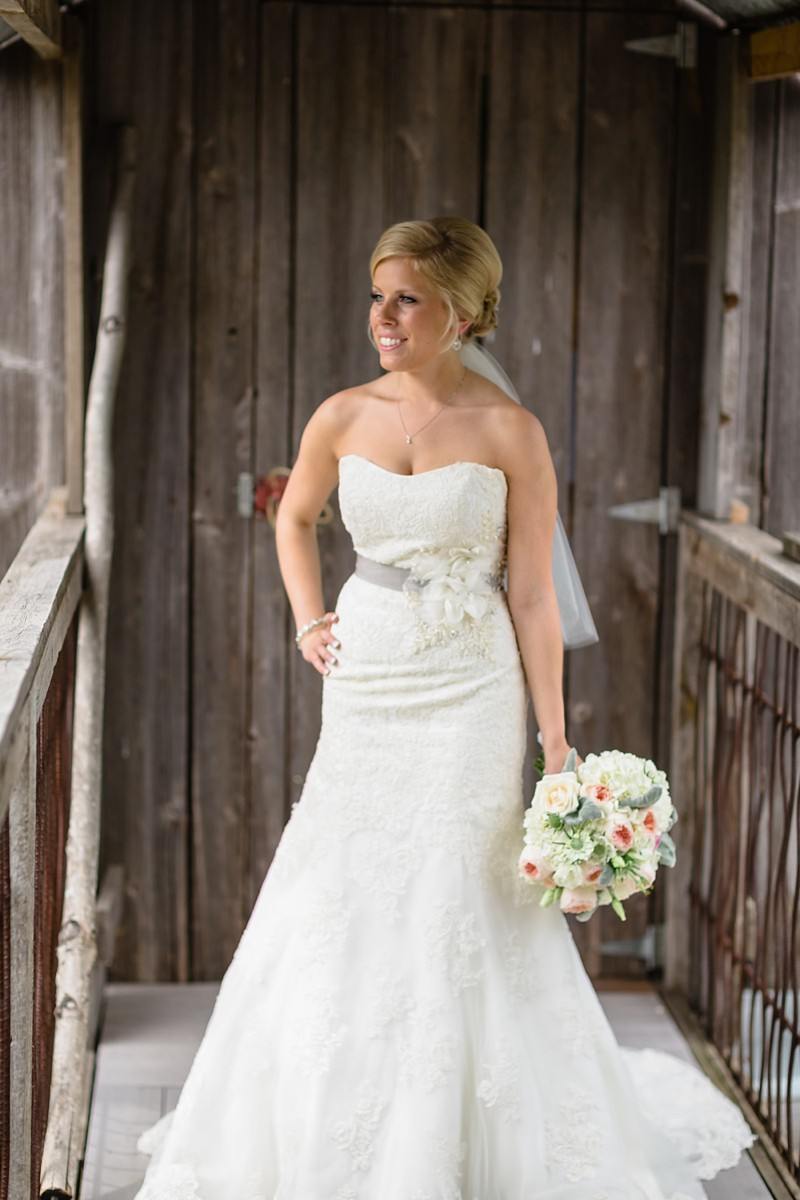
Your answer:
[133,453,756,1200]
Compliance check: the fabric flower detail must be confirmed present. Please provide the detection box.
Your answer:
[401,544,499,629]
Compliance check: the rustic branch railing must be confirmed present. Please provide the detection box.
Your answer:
[666,510,800,1194]
[0,122,134,1200]
[0,491,84,1200]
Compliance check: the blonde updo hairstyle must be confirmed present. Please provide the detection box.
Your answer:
[369,216,502,349]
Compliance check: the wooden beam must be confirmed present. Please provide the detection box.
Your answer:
[697,36,752,520]
[63,15,85,516]
[749,21,800,81]
[0,0,60,58]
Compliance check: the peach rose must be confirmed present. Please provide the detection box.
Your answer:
[581,783,613,804]
[518,846,554,884]
[582,862,604,885]
[559,886,599,915]
[608,818,634,851]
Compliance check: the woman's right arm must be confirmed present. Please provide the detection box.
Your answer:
[274,394,346,676]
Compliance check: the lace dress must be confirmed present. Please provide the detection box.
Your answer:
[133,453,756,1200]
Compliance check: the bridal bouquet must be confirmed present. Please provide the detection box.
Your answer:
[518,747,677,922]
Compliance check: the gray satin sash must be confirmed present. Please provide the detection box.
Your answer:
[354,553,413,590]
[354,552,503,593]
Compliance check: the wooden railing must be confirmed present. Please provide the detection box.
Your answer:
[0,490,84,1200]
[666,510,800,1195]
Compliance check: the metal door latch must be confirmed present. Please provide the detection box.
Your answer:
[625,23,698,69]
[608,486,681,535]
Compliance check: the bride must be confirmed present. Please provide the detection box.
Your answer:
[133,217,755,1199]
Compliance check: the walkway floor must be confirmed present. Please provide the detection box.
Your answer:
[79,980,770,1199]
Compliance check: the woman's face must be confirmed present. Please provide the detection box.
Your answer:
[370,256,466,371]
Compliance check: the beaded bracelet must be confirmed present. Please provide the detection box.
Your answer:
[294,614,328,647]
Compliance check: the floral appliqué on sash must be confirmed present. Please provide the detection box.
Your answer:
[401,508,506,658]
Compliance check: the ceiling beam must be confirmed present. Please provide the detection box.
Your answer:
[749,20,800,79]
[0,0,61,59]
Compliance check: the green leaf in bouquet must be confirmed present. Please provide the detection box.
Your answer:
[610,895,627,921]
[539,886,561,908]
[562,746,578,773]
[533,751,545,778]
[622,785,662,810]
[578,799,605,823]
[545,812,564,828]
[656,831,677,867]
[598,863,615,886]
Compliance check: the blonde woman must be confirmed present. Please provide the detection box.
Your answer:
[133,218,754,1199]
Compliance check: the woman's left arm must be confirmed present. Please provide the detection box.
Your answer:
[500,406,577,775]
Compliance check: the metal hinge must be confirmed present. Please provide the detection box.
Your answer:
[237,472,254,518]
[608,486,681,535]
[625,22,697,69]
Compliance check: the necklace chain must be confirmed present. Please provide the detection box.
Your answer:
[396,366,466,445]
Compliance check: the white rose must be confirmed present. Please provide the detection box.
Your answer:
[535,772,580,817]
[553,862,585,889]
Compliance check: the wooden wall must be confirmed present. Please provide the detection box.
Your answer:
[0,41,64,580]
[739,75,800,536]
[86,0,718,982]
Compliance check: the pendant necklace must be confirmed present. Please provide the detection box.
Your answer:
[397,366,466,444]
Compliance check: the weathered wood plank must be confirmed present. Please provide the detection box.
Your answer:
[571,11,675,977]
[762,78,800,539]
[383,4,484,221]
[8,738,34,1200]
[191,0,259,978]
[679,512,800,645]
[0,492,83,828]
[655,23,716,831]
[89,0,193,982]
[485,7,580,807]
[738,77,778,527]
[0,42,65,580]
[697,36,752,521]
[63,14,85,517]
[289,4,387,810]
[250,2,294,905]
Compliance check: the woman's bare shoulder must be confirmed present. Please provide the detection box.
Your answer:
[488,397,551,478]
[314,376,388,423]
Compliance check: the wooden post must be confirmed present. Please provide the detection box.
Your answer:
[38,126,136,1200]
[8,739,35,1200]
[696,36,752,521]
[63,15,85,518]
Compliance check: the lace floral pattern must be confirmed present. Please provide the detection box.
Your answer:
[544,1083,604,1182]
[476,1035,522,1125]
[424,901,486,994]
[329,1080,387,1173]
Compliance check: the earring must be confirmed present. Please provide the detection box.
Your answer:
[451,335,462,351]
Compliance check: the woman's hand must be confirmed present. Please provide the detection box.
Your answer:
[297,612,340,676]
[544,738,583,775]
